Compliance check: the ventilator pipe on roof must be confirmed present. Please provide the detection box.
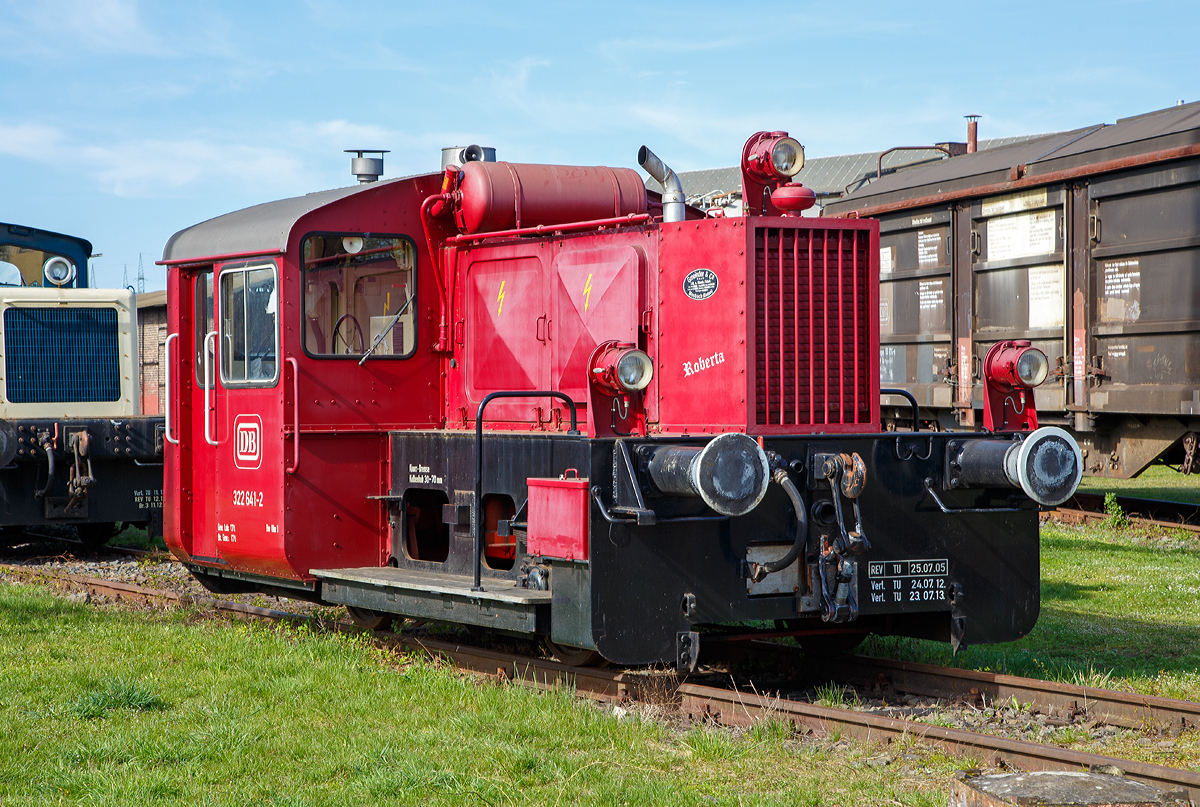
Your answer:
[638,145,685,223]
[965,115,981,154]
[346,149,389,183]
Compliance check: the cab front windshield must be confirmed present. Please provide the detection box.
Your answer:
[0,244,65,286]
[302,235,415,358]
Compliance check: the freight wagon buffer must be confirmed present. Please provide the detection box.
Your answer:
[162,136,1082,667]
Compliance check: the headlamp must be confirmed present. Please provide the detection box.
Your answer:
[589,342,654,396]
[770,138,804,177]
[43,256,76,286]
[1015,349,1049,387]
[742,131,806,184]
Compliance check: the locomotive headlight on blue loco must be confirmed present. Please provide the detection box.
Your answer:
[43,256,76,286]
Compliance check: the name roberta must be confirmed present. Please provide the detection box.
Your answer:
[683,351,725,377]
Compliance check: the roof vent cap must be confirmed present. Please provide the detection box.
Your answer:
[346,149,389,183]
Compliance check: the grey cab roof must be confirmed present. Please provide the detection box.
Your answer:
[826,100,1200,212]
[643,134,1052,201]
[161,173,431,263]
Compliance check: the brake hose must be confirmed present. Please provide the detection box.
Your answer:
[748,461,808,583]
[34,434,55,500]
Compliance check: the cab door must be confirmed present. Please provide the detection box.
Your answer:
[210,262,288,578]
[174,268,220,563]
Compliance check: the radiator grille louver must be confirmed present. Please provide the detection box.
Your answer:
[3,307,121,403]
[754,226,872,428]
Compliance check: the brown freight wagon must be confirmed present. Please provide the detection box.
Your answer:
[826,101,1200,479]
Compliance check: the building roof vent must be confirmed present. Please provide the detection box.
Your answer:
[346,149,389,183]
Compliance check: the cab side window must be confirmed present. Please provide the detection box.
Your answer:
[302,235,415,358]
[220,264,278,385]
[194,270,213,386]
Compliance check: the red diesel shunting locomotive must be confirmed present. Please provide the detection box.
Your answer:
[159,132,1082,668]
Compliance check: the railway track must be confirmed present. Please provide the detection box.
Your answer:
[1054,492,1200,532]
[5,565,1199,801]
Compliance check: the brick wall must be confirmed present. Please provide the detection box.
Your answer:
[138,303,167,416]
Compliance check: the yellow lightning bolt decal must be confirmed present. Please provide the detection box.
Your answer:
[583,273,593,312]
[497,280,506,316]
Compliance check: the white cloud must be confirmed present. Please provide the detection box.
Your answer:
[81,139,305,198]
[0,123,64,160]
[5,0,170,57]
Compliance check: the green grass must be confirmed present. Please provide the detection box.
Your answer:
[1077,462,1200,505]
[0,584,958,806]
[861,520,1200,702]
[109,524,168,552]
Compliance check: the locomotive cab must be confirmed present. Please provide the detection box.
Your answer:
[162,137,1080,667]
[0,223,163,544]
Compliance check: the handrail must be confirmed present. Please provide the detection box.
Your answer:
[446,213,652,246]
[474,391,579,591]
[203,331,218,447]
[880,387,920,431]
[164,333,179,445]
[285,357,300,474]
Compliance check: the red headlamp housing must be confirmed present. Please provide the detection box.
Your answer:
[740,131,807,216]
[982,340,1050,431]
[589,341,654,398]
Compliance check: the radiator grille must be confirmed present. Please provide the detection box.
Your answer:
[4,307,121,403]
[755,226,872,428]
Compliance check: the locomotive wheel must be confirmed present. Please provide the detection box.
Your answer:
[543,639,608,668]
[345,606,392,631]
[774,619,866,657]
[76,522,117,550]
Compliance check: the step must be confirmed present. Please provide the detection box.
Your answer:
[312,566,550,633]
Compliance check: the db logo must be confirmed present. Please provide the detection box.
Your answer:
[234,415,262,469]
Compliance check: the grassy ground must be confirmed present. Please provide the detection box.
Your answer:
[6,517,1199,802]
[0,583,966,806]
[1077,462,1200,504]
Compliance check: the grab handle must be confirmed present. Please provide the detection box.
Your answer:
[203,330,218,447]
[285,356,300,474]
[164,333,179,445]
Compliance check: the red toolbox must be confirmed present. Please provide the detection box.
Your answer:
[526,470,589,561]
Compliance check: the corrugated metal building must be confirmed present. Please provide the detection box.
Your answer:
[645,133,1054,217]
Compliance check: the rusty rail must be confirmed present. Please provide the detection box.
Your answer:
[707,639,1200,732]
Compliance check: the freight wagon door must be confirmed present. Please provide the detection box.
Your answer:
[209,262,287,577]
[876,210,954,420]
[970,188,1068,414]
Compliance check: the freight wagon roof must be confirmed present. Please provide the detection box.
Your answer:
[643,134,1050,201]
[161,173,432,263]
[826,101,1200,213]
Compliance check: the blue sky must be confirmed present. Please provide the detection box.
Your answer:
[2,0,1195,291]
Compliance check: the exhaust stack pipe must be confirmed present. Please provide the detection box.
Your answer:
[638,145,685,223]
[965,115,980,154]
